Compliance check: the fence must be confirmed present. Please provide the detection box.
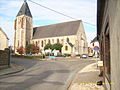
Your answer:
[0,48,10,69]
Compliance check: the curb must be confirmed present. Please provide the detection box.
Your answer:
[0,64,24,76]
[67,63,98,90]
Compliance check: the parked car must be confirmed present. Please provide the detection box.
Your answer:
[80,54,87,59]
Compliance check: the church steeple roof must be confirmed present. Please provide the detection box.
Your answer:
[17,0,32,18]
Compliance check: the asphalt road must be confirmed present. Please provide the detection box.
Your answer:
[0,58,95,90]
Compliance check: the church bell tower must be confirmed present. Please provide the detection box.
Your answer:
[14,0,33,53]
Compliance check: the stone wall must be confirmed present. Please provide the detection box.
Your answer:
[0,48,10,69]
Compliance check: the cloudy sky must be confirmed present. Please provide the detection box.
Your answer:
[0,0,97,46]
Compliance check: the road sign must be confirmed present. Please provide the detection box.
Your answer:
[94,46,99,50]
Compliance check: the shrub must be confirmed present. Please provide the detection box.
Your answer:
[26,44,39,54]
[17,46,25,55]
[44,43,52,50]
[11,54,45,59]
[63,53,71,57]
[52,43,63,52]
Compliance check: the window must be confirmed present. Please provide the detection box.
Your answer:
[38,41,40,45]
[65,46,68,51]
[26,41,28,46]
[52,39,54,43]
[14,19,17,30]
[57,39,59,43]
[61,39,64,44]
[48,39,51,44]
[44,40,46,45]
[41,40,43,47]
[101,22,111,82]
[18,40,19,47]
[21,17,24,28]
[21,30,24,45]
[66,38,69,42]
[36,41,38,46]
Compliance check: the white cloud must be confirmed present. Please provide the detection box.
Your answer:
[0,0,97,45]
[29,0,97,24]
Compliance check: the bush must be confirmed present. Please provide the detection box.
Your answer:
[44,44,52,50]
[63,53,71,57]
[44,43,63,52]
[11,54,44,59]
[26,44,39,54]
[52,43,63,52]
[76,54,81,56]
[17,46,25,55]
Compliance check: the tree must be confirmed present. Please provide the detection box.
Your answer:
[52,43,63,52]
[26,44,32,54]
[26,44,39,54]
[44,43,52,50]
[17,46,25,55]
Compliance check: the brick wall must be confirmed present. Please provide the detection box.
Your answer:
[0,48,10,69]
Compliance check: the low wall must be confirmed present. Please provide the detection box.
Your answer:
[0,48,10,69]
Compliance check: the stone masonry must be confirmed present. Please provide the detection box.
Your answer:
[0,48,10,69]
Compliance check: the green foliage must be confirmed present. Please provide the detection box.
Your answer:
[26,44,32,54]
[52,43,63,52]
[76,54,81,56]
[44,43,52,50]
[26,44,39,54]
[44,43,63,52]
[63,53,71,57]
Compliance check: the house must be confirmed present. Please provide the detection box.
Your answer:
[0,27,9,50]
[14,0,88,55]
[89,37,99,57]
[0,27,9,69]
[97,0,120,90]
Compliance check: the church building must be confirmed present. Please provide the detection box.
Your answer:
[14,1,88,55]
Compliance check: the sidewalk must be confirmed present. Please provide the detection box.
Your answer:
[69,63,105,90]
[0,63,24,76]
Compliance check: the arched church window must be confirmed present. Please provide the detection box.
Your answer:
[57,39,59,43]
[14,19,17,30]
[41,40,43,47]
[18,40,19,47]
[26,41,28,46]
[21,17,24,28]
[38,41,40,45]
[65,46,68,51]
[61,39,64,44]
[44,40,46,45]
[21,30,24,45]
[66,38,69,42]
[48,39,51,44]
[52,39,54,43]
[36,41,38,46]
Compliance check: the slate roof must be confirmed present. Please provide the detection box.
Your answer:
[0,27,9,40]
[32,20,81,39]
[17,1,32,17]
[91,37,97,43]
